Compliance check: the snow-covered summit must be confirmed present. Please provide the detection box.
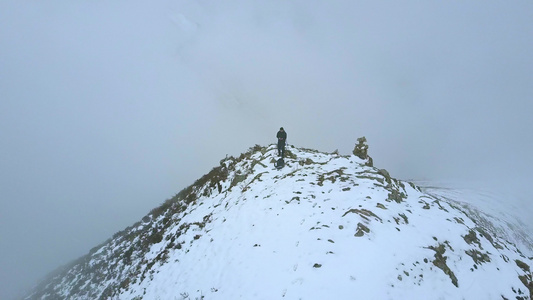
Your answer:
[26,143,533,299]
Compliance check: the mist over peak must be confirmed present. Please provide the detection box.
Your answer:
[2,1,532,299]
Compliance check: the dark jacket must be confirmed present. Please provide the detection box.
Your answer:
[277,130,287,144]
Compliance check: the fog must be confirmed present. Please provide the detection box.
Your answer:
[1,1,532,299]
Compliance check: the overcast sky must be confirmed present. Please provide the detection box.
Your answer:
[1,1,532,299]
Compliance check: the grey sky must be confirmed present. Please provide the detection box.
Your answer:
[1,1,532,299]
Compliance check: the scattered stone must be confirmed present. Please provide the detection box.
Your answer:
[354,223,370,237]
[427,243,458,287]
[463,230,481,248]
[465,249,491,265]
[378,169,392,184]
[342,208,382,222]
[516,260,531,272]
[376,203,387,209]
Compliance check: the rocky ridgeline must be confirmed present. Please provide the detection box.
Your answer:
[26,140,533,300]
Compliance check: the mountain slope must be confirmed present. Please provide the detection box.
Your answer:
[26,144,533,299]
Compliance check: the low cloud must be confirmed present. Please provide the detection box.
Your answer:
[1,1,532,299]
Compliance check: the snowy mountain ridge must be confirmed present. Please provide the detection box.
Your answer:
[26,142,533,299]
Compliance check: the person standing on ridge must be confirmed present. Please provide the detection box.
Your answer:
[276,127,287,157]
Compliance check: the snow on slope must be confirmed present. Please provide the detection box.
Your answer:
[419,183,533,255]
[26,144,533,300]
